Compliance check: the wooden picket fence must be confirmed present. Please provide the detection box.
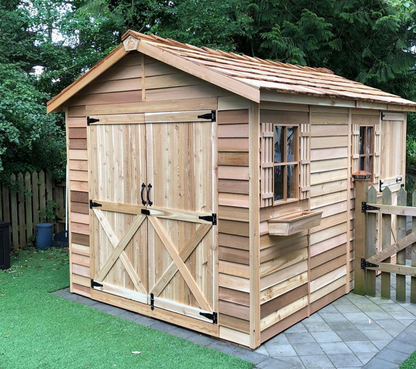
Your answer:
[356,183,416,303]
[0,171,66,249]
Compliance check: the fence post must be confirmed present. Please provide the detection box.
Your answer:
[396,187,407,302]
[412,191,416,303]
[353,171,371,295]
[381,187,392,299]
[366,186,378,296]
[10,174,18,250]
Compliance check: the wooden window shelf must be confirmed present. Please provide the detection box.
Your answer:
[268,211,322,236]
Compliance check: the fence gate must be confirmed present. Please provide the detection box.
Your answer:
[355,180,416,303]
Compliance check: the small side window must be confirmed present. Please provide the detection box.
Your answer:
[273,125,299,203]
[358,126,374,178]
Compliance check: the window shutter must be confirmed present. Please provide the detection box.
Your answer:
[299,123,310,200]
[352,124,360,174]
[260,123,274,208]
[373,121,381,186]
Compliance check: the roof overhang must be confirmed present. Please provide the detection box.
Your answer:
[260,90,416,113]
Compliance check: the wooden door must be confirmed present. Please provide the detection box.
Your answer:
[89,123,149,304]
[89,117,217,323]
[146,122,217,323]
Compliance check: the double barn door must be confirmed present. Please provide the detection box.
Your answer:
[88,116,217,323]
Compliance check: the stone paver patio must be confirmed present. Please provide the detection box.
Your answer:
[54,274,416,368]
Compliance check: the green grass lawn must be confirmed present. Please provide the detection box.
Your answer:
[0,248,253,369]
[401,352,416,368]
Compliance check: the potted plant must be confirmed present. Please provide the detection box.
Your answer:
[36,200,58,250]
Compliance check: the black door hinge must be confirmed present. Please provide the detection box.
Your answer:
[198,213,217,225]
[199,311,217,324]
[361,258,379,270]
[361,202,379,213]
[91,279,103,288]
[87,116,100,126]
[197,110,216,122]
[90,200,102,209]
[150,293,155,310]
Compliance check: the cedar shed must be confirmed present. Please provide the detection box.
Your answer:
[47,31,416,349]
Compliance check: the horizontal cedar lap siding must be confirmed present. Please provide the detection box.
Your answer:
[217,109,251,336]
[258,108,310,342]
[257,106,352,342]
[309,106,350,313]
[67,104,90,297]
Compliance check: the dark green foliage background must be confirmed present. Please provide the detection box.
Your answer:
[1,0,416,183]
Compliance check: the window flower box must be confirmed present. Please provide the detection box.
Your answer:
[268,211,323,236]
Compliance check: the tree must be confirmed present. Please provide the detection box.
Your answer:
[0,64,65,181]
[66,0,416,100]
[0,0,37,72]
[1,0,416,183]
[249,0,416,98]
[0,0,69,181]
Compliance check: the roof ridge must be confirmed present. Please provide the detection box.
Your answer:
[123,30,335,75]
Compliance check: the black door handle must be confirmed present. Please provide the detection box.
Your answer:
[147,183,153,206]
[141,183,147,205]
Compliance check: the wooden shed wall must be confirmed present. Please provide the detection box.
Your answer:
[65,51,262,342]
[257,104,406,344]
[309,106,351,313]
[256,104,356,341]
[258,104,311,342]
[67,105,91,297]
[217,108,251,346]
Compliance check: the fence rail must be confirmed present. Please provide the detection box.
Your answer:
[0,171,66,249]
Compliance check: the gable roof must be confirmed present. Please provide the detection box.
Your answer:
[47,30,416,113]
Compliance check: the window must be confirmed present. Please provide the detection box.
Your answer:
[358,126,374,175]
[273,125,298,202]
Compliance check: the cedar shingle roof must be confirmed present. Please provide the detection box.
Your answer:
[47,30,416,112]
[125,31,416,107]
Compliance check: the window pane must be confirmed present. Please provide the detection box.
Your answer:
[287,126,296,162]
[359,127,365,154]
[366,127,372,154]
[365,156,372,172]
[287,165,297,199]
[274,166,284,201]
[274,126,284,163]
[359,157,365,170]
